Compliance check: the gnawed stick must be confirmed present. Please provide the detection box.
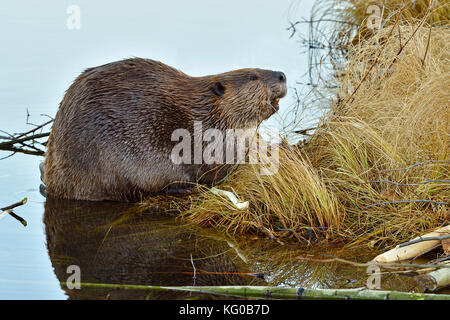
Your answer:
[442,238,450,255]
[0,198,28,226]
[416,261,450,291]
[210,187,249,210]
[0,209,12,220]
[373,225,450,263]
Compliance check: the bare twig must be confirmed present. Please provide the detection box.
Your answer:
[370,179,450,187]
[190,254,197,286]
[0,132,50,147]
[385,3,433,72]
[380,160,450,172]
[0,146,45,156]
[362,200,450,210]
[0,118,52,157]
[433,256,450,264]
[294,126,319,136]
[1,199,28,226]
[295,255,450,270]
[287,19,359,38]
[1,199,28,211]
[422,24,433,66]
[398,235,450,248]
[13,119,53,140]
[343,13,400,106]
[397,22,403,49]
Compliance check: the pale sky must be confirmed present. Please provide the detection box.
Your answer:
[0,0,316,131]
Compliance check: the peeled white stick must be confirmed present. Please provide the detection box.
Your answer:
[373,225,450,263]
[0,209,13,221]
[227,241,248,263]
[210,187,249,210]
[417,261,450,291]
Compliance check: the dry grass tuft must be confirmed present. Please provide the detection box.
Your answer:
[160,1,450,247]
[184,148,344,241]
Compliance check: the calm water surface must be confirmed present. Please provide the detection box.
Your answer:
[0,1,434,300]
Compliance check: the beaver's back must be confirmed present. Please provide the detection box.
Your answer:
[43,58,195,201]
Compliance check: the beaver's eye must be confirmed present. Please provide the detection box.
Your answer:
[250,75,258,81]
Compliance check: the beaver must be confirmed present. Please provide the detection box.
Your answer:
[43,58,287,201]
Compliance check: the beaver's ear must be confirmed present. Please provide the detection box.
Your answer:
[212,82,225,96]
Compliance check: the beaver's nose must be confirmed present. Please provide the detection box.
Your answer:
[274,71,286,82]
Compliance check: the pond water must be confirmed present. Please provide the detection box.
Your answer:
[0,152,429,300]
[0,1,440,300]
[0,192,425,300]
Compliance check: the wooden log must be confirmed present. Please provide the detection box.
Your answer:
[442,238,450,255]
[68,283,450,300]
[168,285,450,300]
[373,225,450,263]
[416,261,450,291]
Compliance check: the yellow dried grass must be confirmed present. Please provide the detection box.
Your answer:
[182,20,449,247]
[163,2,450,247]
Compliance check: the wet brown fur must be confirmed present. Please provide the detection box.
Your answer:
[43,58,286,201]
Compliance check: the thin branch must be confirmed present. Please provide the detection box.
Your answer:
[1,199,28,226]
[398,235,450,248]
[370,179,450,187]
[385,3,433,72]
[422,24,432,66]
[190,254,197,287]
[6,211,27,227]
[433,256,450,264]
[362,200,450,210]
[294,126,318,136]
[0,146,45,156]
[13,119,53,140]
[0,152,16,161]
[295,256,450,270]
[1,199,28,211]
[0,132,50,148]
[343,13,400,106]
[380,160,450,172]
[0,117,52,157]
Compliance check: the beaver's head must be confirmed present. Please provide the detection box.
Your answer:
[208,68,287,129]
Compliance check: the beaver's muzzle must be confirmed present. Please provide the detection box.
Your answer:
[274,71,287,83]
[269,71,287,112]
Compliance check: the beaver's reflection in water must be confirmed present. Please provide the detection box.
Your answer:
[43,198,263,300]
